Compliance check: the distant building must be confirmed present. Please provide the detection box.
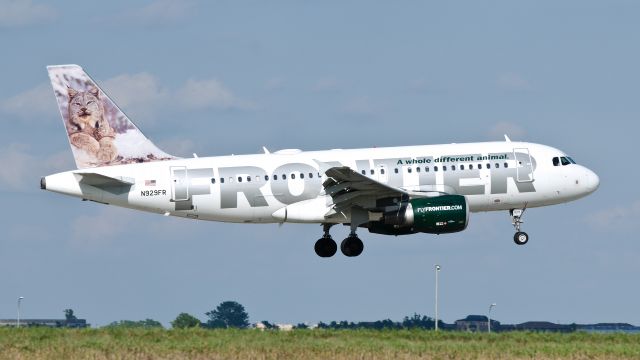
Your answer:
[455,315,500,332]
[513,321,574,332]
[577,323,640,334]
[0,319,89,328]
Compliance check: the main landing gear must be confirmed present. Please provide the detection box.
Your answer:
[314,224,337,257]
[314,223,364,258]
[510,208,529,245]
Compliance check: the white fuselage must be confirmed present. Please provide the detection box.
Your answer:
[42,141,599,224]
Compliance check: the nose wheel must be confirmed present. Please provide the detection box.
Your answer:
[510,208,529,245]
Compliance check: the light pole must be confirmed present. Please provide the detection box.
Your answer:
[434,264,441,331]
[488,303,497,333]
[17,297,24,328]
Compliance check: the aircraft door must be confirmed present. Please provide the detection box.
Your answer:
[376,164,388,183]
[513,148,534,182]
[171,166,189,201]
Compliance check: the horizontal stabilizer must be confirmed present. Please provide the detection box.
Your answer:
[75,172,135,187]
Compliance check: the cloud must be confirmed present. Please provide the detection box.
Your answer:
[71,207,134,248]
[312,78,340,92]
[0,143,72,191]
[120,0,196,26]
[0,0,56,27]
[497,72,530,91]
[2,71,251,126]
[1,82,57,120]
[101,73,168,123]
[265,77,285,91]
[586,200,640,231]
[487,121,526,140]
[343,96,376,115]
[176,78,253,110]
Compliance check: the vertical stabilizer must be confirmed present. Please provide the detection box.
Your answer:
[47,64,176,169]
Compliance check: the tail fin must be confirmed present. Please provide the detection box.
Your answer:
[47,64,175,169]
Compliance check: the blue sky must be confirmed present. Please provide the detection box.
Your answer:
[0,0,638,327]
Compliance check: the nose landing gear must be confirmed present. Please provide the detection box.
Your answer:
[510,208,529,245]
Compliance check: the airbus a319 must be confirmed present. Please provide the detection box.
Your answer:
[41,65,600,257]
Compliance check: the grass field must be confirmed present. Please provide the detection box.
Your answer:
[1,328,639,360]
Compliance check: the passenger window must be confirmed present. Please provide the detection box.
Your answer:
[495,163,499,168]
[273,175,278,180]
[408,167,412,173]
[416,167,421,173]
[282,174,287,180]
[443,166,447,171]
[238,176,243,183]
[265,175,269,181]
[434,166,438,172]
[220,178,225,183]
[451,165,456,171]
[460,165,464,170]
[504,162,508,168]
[361,170,366,175]
[309,173,313,178]
[487,163,490,169]
[478,164,482,169]
[425,167,429,172]
[291,174,296,179]
[394,168,399,174]
[370,169,375,175]
[469,164,473,170]
[300,173,304,179]
[211,178,216,184]
[380,169,385,175]
[247,176,251,182]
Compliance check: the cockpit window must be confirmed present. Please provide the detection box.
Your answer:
[554,156,576,166]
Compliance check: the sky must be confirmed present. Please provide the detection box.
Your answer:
[0,0,638,327]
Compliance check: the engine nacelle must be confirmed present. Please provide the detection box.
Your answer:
[372,195,469,235]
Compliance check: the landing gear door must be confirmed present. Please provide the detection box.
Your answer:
[513,148,534,182]
[171,166,189,201]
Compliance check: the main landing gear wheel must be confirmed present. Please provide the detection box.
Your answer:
[340,235,364,257]
[514,231,529,245]
[509,208,530,245]
[315,236,337,257]
[315,223,337,258]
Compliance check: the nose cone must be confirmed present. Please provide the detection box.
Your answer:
[583,168,600,194]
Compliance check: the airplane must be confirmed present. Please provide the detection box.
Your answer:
[40,65,600,257]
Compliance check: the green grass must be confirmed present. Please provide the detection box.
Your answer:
[1,328,639,359]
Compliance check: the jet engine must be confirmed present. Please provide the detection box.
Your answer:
[369,195,469,235]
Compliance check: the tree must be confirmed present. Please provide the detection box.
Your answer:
[171,313,201,329]
[205,301,250,329]
[64,309,77,321]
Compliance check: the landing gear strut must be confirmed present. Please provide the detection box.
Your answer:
[510,208,529,245]
[314,224,337,257]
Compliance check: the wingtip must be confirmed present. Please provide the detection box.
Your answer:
[504,134,512,142]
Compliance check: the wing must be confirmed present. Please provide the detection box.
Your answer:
[321,166,455,218]
[321,166,407,217]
